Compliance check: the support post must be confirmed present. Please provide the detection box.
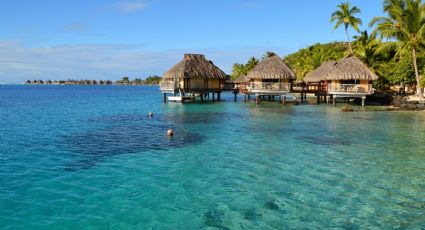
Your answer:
[212,93,215,101]
[163,93,167,103]
[256,95,260,104]
[201,94,204,102]
[361,96,366,107]
[218,93,221,101]
[317,96,320,104]
[333,96,336,106]
[244,95,247,102]
[234,93,237,102]
[281,95,286,105]
[248,95,251,100]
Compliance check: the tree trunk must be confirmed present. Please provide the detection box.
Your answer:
[412,48,424,98]
[345,28,353,54]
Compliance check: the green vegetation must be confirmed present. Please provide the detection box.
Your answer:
[230,0,425,95]
[370,0,425,97]
[285,42,348,79]
[230,57,259,80]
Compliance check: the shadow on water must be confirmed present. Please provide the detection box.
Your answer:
[62,114,204,171]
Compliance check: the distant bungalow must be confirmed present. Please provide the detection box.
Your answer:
[303,55,378,106]
[243,53,296,104]
[160,54,227,102]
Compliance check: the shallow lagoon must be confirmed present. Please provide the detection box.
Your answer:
[0,85,424,229]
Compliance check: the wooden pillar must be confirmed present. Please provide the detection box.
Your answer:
[234,93,237,102]
[218,93,221,101]
[301,92,304,103]
[163,93,167,103]
[333,96,336,106]
[201,94,204,102]
[244,95,247,102]
[281,95,286,105]
[361,96,366,107]
[268,95,272,101]
[256,95,260,104]
[316,96,320,104]
[212,93,215,101]
[248,95,251,100]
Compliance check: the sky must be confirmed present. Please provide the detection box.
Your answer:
[0,0,385,83]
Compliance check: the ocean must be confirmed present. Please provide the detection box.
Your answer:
[0,85,424,229]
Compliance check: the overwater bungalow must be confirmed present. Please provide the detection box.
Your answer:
[159,54,227,102]
[303,55,378,106]
[245,53,296,104]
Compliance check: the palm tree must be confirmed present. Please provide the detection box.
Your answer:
[331,2,363,54]
[370,0,425,98]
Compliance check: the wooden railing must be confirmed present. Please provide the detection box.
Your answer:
[328,84,373,94]
[248,82,291,92]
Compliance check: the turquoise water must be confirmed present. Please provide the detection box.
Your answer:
[1,85,425,229]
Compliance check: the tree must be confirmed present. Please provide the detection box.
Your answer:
[370,0,425,98]
[285,42,348,79]
[331,2,363,54]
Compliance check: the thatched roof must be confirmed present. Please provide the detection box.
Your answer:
[246,53,296,80]
[233,74,248,83]
[303,55,378,82]
[325,55,378,81]
[163,54,227,80]
[303,61,337,83]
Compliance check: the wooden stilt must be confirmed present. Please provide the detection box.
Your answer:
[361,96,366,107]
[234,93,237,102]
[163,93,167,103]
[201,94,204,102]
[244,95,247,102]
[256,95,260,104]
[218,93,221,101]
[333,96,336,106]
[282,95,286,105]
[317,96,320,104]
[212,93,215,101]
[248,95,251,100]
[268,95,272,101]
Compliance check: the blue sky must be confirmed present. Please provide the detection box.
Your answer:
[0,0,384,83]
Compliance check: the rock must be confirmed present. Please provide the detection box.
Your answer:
[400,97,408,103]
[400,104,408,109]
[392,96,401,105]
[407,104,417,110]
[417,103,425,110]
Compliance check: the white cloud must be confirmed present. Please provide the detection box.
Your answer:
[118,1,147,13]
[0,39,292,84]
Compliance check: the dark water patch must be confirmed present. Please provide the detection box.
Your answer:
[264,200,280,211]
[296,135,352,146]
[351,116,375,121]
[62,116,203,171]
[203,209,230,230]
[244,209,262,221]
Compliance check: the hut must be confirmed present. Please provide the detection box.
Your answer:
[303,55,378,106]
[233,75,249,91]
[160,54,227,102]
[245,53,296,104]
